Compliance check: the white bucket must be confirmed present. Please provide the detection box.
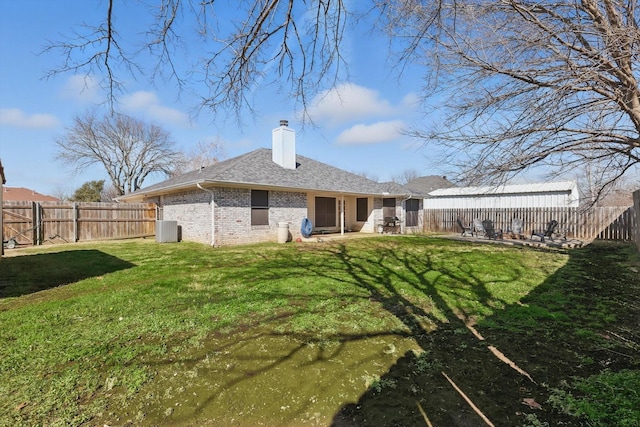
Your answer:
[277,222,290,243]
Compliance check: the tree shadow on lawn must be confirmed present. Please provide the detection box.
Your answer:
[99,238,528,426]
[331,240,640,426]
[129,239,557,426]
[0,250,135,299]
[96,238,638,427]
[322,240,544,426]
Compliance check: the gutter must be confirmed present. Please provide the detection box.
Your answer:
[197,182,216,247]
[394,193,413,235]
[340,192,345,236]
[118,178,404,202]
[402,194,412,234]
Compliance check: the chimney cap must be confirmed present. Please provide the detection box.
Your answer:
[279,119,289,127]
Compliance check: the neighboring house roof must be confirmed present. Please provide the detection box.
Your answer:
[379,181,413,196]
[118,148,415,201]
[428,180,577,197]
[405,175,456,197]
[2,187,60,202]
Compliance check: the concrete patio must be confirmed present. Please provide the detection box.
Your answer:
[441,233,585,249]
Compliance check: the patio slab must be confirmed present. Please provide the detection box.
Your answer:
[442,233,585,249]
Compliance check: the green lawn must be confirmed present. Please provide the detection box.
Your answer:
[1,236,638,426]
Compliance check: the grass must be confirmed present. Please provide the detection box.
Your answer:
[548,369,640,426]
[0,236,638,426]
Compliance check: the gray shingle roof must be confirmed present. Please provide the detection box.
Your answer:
[119,148,414,199]
[405,175,456,197]
[379,181,412,195]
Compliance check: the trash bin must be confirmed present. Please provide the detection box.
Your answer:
[277,222,290,243]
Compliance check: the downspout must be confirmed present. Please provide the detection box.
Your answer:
[400,194,412,235]
[340,193,345,236]
[197,182,216,247]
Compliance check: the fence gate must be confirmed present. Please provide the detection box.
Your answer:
[2,201,37,245]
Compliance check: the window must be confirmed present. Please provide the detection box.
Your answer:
[315,197,336,227]
[356,198,368,222]
[383,198,396,219]
[406,199,419,227]
[251,190,269,225]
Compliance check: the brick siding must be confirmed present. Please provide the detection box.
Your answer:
[151,187,414,246]
[159,187,308,246]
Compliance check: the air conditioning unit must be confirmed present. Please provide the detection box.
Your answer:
[156,220,178,243]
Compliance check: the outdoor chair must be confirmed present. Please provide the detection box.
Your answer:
[473,218,503,239]
[472,218,484,237]
[382,216,401,234]
[507,218,525,239]
[531,220,560,242]
[456,217,473,237]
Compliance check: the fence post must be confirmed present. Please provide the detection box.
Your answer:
[30,201,36,245]
[73,202,79,242]
[38,202,43,245]
[32,201,43,245]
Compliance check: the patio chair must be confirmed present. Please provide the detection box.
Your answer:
[473,218,503,240]
[507,218,525,239]
[531,220,559,242]
[382,216,401,234]
[456,217,473,237]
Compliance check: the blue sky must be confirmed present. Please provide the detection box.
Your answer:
[0,0,445,198]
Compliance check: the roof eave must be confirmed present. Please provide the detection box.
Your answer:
[201,180,408,198]
[116,178,408,201]
[115,179,206,201]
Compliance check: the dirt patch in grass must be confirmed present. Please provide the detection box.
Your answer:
[98,329,420,426]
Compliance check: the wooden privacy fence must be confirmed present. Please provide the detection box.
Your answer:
[2,201,156,245]
[424,206,637,242]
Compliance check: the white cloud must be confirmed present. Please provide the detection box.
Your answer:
[122,91,190,126]
[0,108,59,128]
[123,91,157,110]
[336,120,405,145]
[401,92,420,108]
[308,83,398,126]
[61,74,102,103]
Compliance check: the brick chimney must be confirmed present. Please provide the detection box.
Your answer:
[272,120,296,170]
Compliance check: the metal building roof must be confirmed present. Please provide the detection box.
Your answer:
[428,181,577,197]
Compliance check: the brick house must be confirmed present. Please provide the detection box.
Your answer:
[117,121,423,246]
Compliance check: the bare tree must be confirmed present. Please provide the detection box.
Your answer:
[391,169,419,185]
[45,0,639,202]
[101,183,121,202]
[55,112,182,195]
[355,170,379,182]
[578,159,636,206]
[172,138,227,176]
[51,185,72,202]
[392,0,640,196]
[44,0,348,115]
